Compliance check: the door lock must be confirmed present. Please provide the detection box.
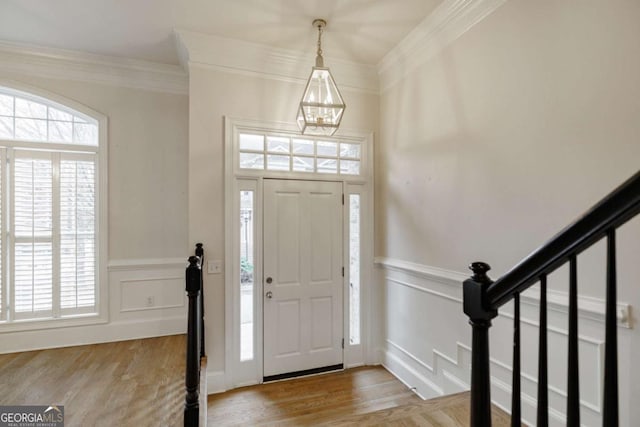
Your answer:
[265,291,273,299]
[266,277,273,284]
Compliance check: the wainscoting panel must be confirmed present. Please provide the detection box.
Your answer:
[0,258,188,354]
[109,257,187,326]
[375,257,632,427]
[120,276,184,312]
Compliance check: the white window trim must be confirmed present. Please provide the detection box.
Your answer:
[0,79,108,333]
[232,120,369,183]
[223,116,374,390]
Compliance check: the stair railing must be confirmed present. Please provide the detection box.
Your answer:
[184,243,205,427]
[464,170,640,427]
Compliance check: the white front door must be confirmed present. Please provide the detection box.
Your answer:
[263,179,343,378]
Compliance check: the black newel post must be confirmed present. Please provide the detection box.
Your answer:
[184,255,201,427]
[195,243,205,359]
[463,262,498,427]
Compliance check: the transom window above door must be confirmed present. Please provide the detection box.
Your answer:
[238,133,362,176]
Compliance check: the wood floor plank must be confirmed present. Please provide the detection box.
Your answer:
[0,335,185,427]
[1,336,514,426]
[208,369,513,427]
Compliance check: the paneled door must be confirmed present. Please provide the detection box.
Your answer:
[263,179,343,378]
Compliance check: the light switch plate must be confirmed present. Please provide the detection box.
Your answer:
[208,260,223,274]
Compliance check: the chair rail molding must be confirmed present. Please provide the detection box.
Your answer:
[375,257,632,328]
[378,257,618,426]
[108,257,187,271]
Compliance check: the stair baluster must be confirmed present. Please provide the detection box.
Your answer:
[536,275,549,427]
[567,256,580,426]
[603,229,619,426]
[511,293,521,427]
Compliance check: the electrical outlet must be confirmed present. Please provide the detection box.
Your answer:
[146,296,155,307]
[208,260,223,274]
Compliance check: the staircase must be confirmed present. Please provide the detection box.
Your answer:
[464,170,639,426]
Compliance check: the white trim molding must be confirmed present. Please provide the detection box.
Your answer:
[108,257,187,272]
[0,80,109,336]
[375,257,632,328]
[378,259,616,426]
[0,257,187,353]
[223,116,375,390]
[0,41,188,95]
[207,370,227,395]
[377,0,509,92]
[174,29,378,94]
[0,318,185,355]
[381,338,590,426]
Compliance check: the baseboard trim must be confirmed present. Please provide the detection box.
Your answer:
[207,370,227,395]
[0,316,186,354]
[381,348,443,400]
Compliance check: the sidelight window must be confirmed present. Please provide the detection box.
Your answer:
[240,190,254,361]
[349,194,361,345]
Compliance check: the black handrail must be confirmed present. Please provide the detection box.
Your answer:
[184,243,205,427]
[463,170,640,427]
[486,170,640,309]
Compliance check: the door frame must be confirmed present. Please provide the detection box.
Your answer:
[223,117,374,390]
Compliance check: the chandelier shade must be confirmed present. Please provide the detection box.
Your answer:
[297,19,346,136]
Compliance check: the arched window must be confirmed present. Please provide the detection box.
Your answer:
[0,86,105,324]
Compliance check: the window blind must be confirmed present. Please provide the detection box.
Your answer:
[13,154,53,317]
[0,86,100,325]
[60,158,95,311]
[10,152,97,320]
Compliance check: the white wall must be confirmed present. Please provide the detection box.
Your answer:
[186,65,379,387]
[0,70,190,352]
[377,0,640,425]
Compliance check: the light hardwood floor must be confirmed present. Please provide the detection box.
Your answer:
[207,367,511,426]
[207,366,421,426]
[0,335,510,426]
[0,335,185,427]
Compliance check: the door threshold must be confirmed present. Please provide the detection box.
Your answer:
[263,364,344,383]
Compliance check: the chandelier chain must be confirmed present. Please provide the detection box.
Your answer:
[316,23,323,58]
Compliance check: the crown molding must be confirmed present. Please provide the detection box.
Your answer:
[0,41,188,95]
[174,29,378,95]
[0,0,505,97]
[377,0,508,92]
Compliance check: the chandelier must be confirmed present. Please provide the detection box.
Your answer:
[297,19,346,136]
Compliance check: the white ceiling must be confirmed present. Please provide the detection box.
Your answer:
[0,0,444,66]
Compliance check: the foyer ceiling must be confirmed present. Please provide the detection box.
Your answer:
[0,0,444,66]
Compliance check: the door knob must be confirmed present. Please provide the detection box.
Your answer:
[265,291,273,299]
[266,277,273,284]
